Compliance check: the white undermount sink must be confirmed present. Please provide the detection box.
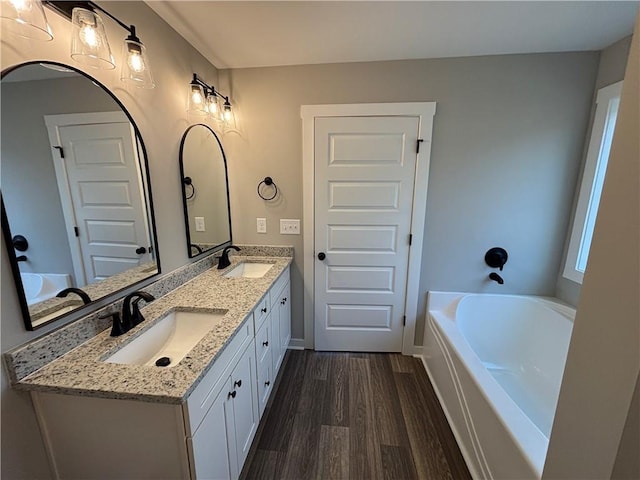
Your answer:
[104,310,227,367]
[224,262,274,278]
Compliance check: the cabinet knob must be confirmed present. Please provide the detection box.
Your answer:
[261,307,267,313]
[317,252,326,261]
[228,390,236,399]
[265,381,270,386]
[234,379,242,388]
[263,341,269,347]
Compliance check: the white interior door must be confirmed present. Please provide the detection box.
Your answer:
[45,112,151,286]
[314,116,420,352]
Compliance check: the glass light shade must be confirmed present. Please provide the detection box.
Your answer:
[206,93,220,117]
[70,8,115,69]
[0,0,53,41]
[121,38,154,88]
[221,100,235,128]
[187,83,206,115]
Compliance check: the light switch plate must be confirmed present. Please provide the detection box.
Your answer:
[257,217,267,233]
[195,217,205,232]
[280,219,300,235]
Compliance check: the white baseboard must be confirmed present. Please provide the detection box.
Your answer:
[406,345,424,357]
[287,338,306,350]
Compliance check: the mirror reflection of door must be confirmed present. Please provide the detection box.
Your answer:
[45,112,152,286]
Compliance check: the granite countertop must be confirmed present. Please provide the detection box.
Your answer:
[16,255,292,404]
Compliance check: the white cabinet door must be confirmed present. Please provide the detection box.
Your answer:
[270,306,282,377]
[230,341,259,472]
[278,281,291,359]
[271,280,291,374]
[189,379,233,480]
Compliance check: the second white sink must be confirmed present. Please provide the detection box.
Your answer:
[104,310,227,367]
[224,262,274,278]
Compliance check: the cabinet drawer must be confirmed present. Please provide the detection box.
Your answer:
[186,319,253,434]
[253,296,270,331]
[269,267,290,308]
[255,320,272,369]
[256,361,273,418]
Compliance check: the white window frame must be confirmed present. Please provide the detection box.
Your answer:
[563,81,622,284]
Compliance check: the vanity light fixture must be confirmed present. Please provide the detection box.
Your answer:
[188,73,234,125]
[43,1,155,88]
[0,0,53,41]
[70,6,114,69]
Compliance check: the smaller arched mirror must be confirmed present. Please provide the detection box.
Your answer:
[179,124,232,257]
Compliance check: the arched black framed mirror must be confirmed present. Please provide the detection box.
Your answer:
[179,124,232,258]
[1,61,161,330]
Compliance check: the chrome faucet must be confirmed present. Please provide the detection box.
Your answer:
[489,272,504,285]
[56,287,91,304]
[217,245,241,270]
[101,290,155,337]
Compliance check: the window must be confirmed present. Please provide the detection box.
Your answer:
[563,81,622,284]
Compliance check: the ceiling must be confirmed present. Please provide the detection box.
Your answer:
[147,1,638,70]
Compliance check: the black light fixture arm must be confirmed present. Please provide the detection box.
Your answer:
[44,1,137,37]
[86,2,131,34]
[191,73,230,104]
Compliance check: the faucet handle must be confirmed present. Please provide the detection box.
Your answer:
[130,297,146,327]
[100,311,125,337]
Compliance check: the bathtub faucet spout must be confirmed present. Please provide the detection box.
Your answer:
[489,272,504,285]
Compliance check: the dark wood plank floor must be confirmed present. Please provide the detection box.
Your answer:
[241,351,471,480]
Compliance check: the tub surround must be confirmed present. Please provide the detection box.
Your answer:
[4,245,293,392]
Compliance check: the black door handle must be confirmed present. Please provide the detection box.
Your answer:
[136,246,147,254]
[234,379,242,388]
[228,390,236,399]
[317,252,326,261]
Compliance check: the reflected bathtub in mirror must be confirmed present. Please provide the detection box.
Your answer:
[1,62,160,330]
[179,124,232,258]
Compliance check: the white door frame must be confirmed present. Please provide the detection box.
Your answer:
[301,102,436,355]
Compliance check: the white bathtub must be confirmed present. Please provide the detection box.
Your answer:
[423,291,575,479]
[20,272,72,305]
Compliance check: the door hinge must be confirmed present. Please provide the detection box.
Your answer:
[74,226,79,237]
[409,233,413,246]
[416,139,424,154]
[403,315,406,326]
[54,146,65,158]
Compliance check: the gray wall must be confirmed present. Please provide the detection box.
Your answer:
[556,35,632,306]
[221,52,599,343]
[2,76,119,278]
[1,2,220,477]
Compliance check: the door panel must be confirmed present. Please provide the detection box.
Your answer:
[314,116,419,352]
[328,225,398,252]
[326,266,394,292]
[329,181,400,209]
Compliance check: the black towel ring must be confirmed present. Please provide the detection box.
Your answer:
[257,176,278,201]
[183,176,196,200]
